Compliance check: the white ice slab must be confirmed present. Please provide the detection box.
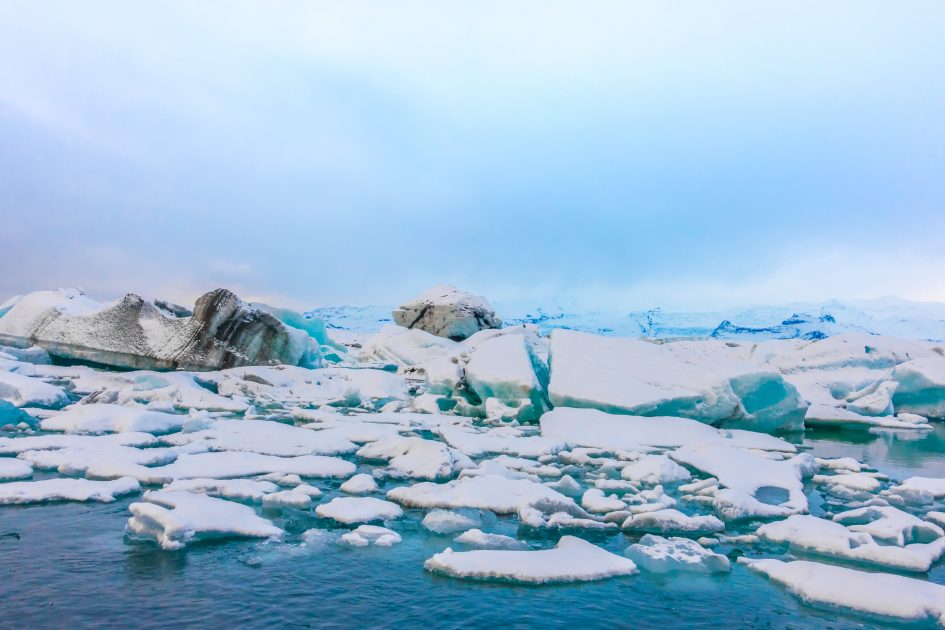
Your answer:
[0,476,140,504]
[315,496,403,524]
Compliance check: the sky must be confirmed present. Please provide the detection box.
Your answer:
[1,1,944,311]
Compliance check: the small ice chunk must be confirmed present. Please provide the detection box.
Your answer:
[622,509,724,534]
[127,490,283,549]
[262,490,313,510]
[424,535,638,583]
[315,496,404,524]
[339,525,402,547]
[387,474,581,515]
[163,418,357,457]
[422,509,482,534]
[0,476,140,504]
[340,473,378,495]
[40,403,185,434]
[453,529,527,550]
[620,454,691,485]
[886,476,945,506]
[0,371,68,408]
[581,489,626,514]
[544,474,582,497]
[0,458,33,480]
[162,478,279,503]
[743,558,945,626]
[357,436,458,480]
[626,534,730,574]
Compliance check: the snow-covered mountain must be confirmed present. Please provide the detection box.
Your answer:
[307,296,945,341]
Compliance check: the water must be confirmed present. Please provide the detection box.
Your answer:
[1,427,944,629]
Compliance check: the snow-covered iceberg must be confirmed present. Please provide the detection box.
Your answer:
[392,285,501,341]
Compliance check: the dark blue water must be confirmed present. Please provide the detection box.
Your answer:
[1,427,944,629]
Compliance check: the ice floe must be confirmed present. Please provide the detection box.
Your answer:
[0,458,33,480]
[40,403,186,434]
[424,535,637,583]
[162,419,357,457]
[622,509,724,534]
[340,473,379,494]
[756,514,945,572]
[453,529,527,550]
[743,558,945,626]
[387,474,581,515]
[0,477,140,504]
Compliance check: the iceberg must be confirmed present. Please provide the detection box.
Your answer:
[422,508,483,534]
[547,330,806,433]
[0,288,321,371]
[424,535,637,583]
[392,285,501,341]
[356,436,460,480]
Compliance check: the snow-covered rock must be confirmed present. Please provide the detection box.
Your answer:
[625,534,730,574]
[392,285,501,341]
[127,490,283,549]
[424,535,637,583]
[0,288,320,371]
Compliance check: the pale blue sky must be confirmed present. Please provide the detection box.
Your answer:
[2,2,944,310]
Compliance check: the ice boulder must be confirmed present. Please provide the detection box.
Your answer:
[0,288,321,371]
[424,535,637,583]
[392,285,501,341]
[892,357,945,419]
[547,330,806,433]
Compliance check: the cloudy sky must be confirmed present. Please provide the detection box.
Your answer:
[2,2,944,310]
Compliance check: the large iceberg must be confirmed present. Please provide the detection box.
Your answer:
[0,288,321,371]
[547,330,807,433]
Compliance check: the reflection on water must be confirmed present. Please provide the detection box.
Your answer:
[0,426,942,628]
